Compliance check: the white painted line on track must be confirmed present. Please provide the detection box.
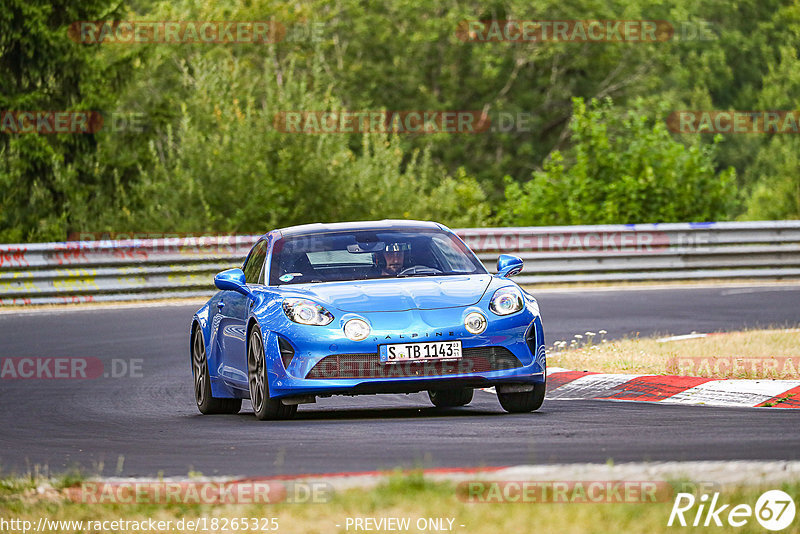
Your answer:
[657,333,708,342]
[721,286,800,295]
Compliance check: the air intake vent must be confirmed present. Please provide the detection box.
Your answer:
[278,337,295,370]
[526,323,537,356]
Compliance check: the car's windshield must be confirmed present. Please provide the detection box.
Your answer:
[269,228,486,285]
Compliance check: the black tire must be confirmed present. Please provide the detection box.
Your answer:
[192,327,242,415]
[497,382,546,413]
[248,324,297,421]
[428,388,474,408]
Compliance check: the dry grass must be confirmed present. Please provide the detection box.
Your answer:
[548,328,800,378]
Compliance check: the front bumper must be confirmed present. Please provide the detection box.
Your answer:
[265,306,546,399]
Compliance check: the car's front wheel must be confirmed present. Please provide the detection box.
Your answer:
[497,383,546,413]
[428,388,474,408]
[248,325,297,421]
[192,327,242,415]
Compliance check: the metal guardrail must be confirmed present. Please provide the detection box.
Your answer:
[1,221,799,305]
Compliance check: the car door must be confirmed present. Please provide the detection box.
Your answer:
[218,239,267,387]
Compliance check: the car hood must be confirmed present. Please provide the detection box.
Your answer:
[282,274,493,312]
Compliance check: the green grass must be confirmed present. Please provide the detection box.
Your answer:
[1,472,798,533]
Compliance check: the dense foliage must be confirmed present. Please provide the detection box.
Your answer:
[1,0,798,241]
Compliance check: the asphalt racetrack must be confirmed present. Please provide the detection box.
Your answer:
[0,284,798,477]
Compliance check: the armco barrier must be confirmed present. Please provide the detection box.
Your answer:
[1,221,799,305]
[0,235,258,306]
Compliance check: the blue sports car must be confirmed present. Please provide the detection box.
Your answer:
[190,220,546,420]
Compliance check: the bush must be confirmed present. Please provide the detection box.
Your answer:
[498,98,736,225]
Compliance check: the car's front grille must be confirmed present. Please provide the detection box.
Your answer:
[305,346,523,379]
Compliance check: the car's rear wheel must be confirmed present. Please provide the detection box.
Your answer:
[248,325,297,421]
[428,388,474,408]
[192,327,242,415]
[497,383,546,413]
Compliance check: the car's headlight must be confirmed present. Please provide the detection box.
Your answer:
[489,286,524,316]
[282,298,334,325]
[344,318,371,341]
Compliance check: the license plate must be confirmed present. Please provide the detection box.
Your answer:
[379,340,462,363]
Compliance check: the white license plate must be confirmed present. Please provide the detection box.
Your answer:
[379,340,462,363]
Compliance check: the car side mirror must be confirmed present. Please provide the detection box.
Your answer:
[214,268,252,297]
[497,254,523,277]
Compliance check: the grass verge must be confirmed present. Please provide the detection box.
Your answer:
[548,328,800,377]
[1,472,798,533]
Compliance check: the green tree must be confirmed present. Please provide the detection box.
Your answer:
[91,10,489,234]
[498,98,736,225]
[0,0,129,242]
[740,40,800,220]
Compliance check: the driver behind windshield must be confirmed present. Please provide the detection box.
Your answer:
[379,242,407,276]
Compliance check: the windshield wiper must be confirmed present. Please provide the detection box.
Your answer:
[397,268,444,277]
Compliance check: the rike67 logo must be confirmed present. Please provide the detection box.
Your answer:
[669,490,796,531]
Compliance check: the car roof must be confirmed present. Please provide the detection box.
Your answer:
[269,219,446,238]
